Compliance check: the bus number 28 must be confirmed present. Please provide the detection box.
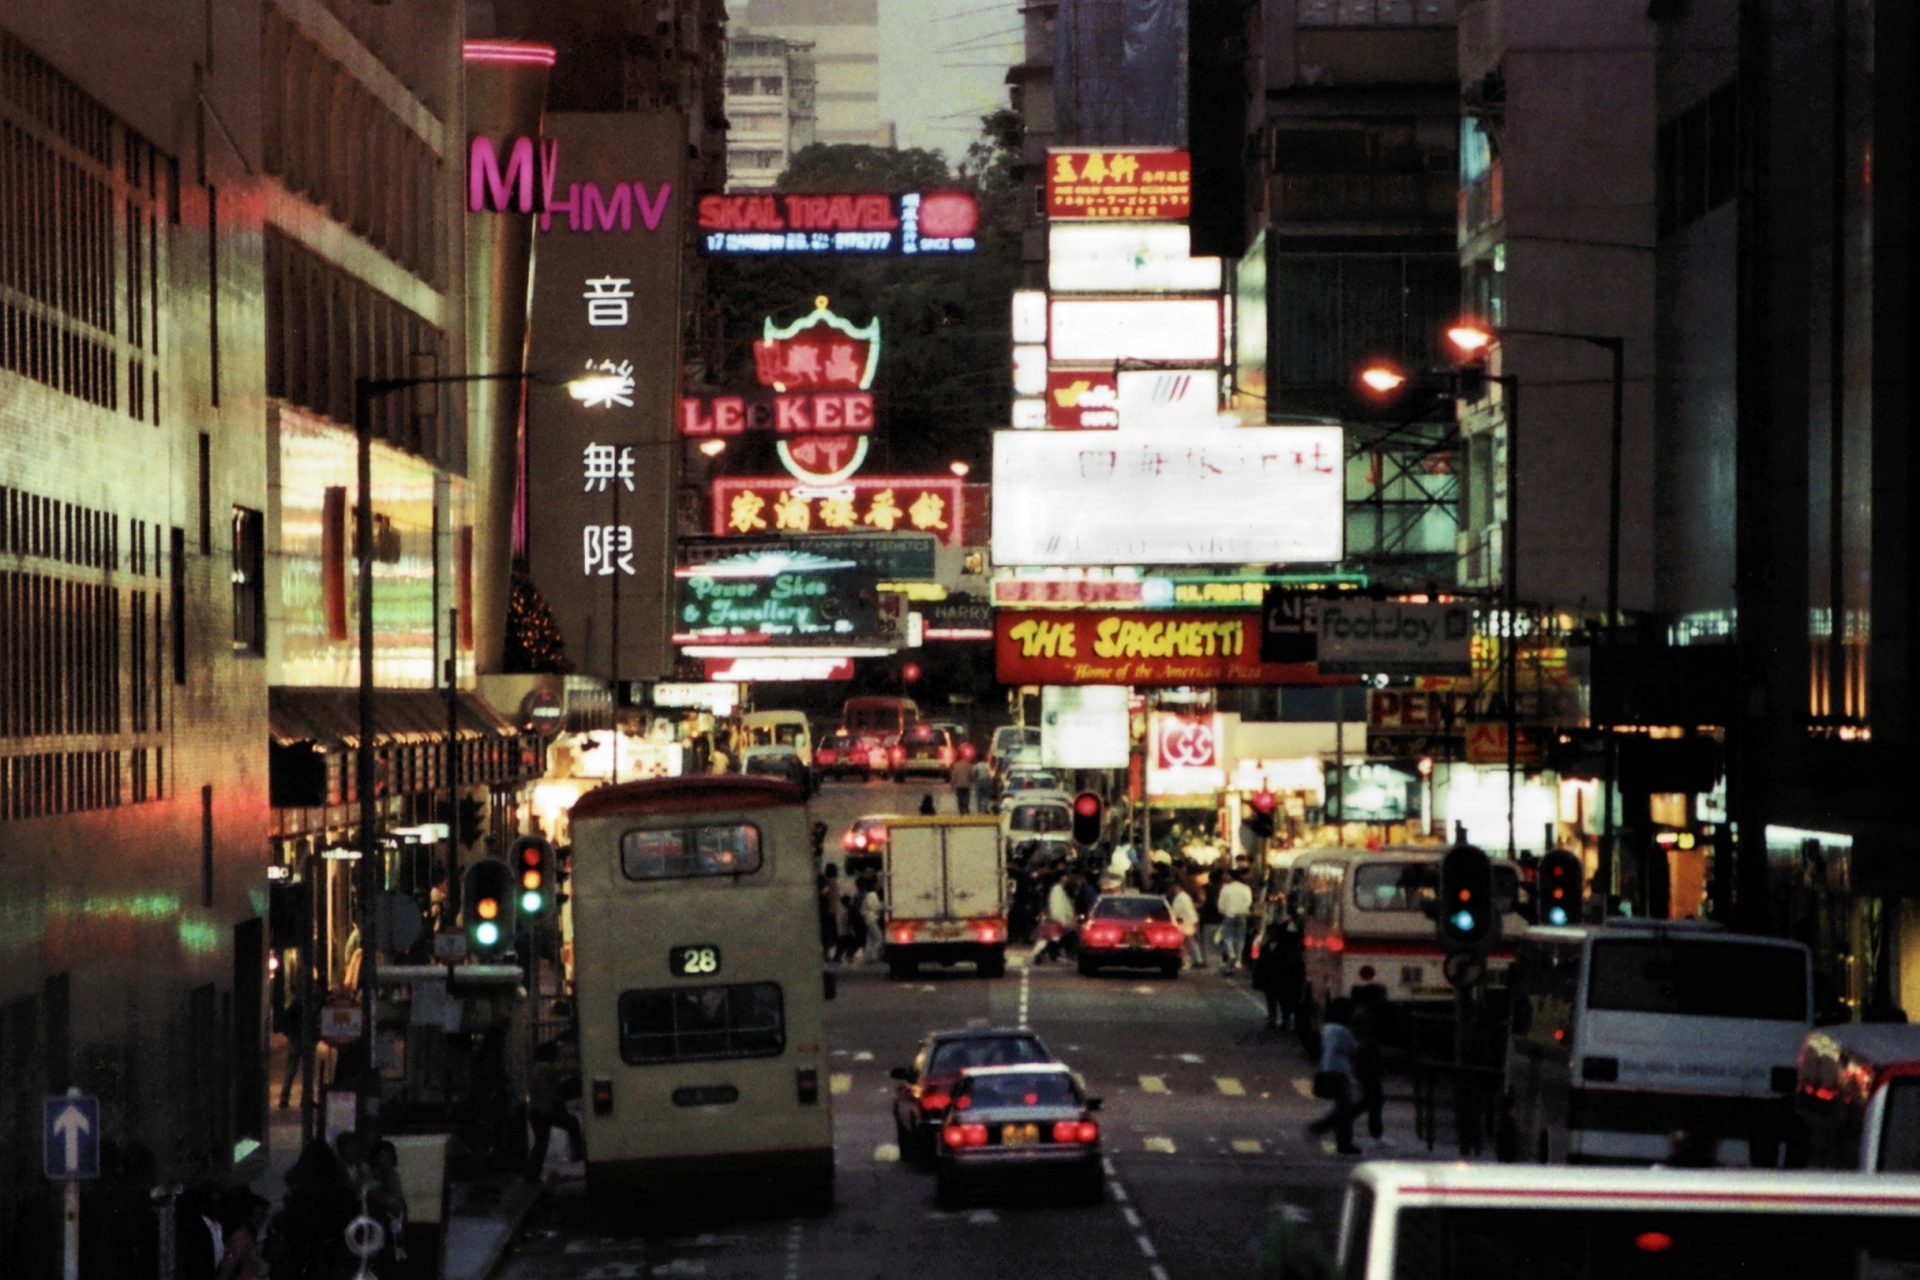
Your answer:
[670,944,721,977]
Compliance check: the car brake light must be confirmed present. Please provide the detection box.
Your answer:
[939,747,955,764]
[817,749,836,764]
[842,831,860,851]
[1052,1120,1098,1144]
[889,923,919,945]
[872,826,887,843]
[971,919,1005,944]
[1084,925,1123,947]
[921,1091,951,1112]
[943,1123,988,1149]
[1326,935,1346,954]
[891,745,907,764]
[960,743,977,761]
[1146,924,1185,949]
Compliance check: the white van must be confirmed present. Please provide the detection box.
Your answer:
[740,710,812,765]
[1335,1161,1920,1280]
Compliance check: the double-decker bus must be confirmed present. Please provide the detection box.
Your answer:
[1501,920,1812,1166]
[568,776,834,1217]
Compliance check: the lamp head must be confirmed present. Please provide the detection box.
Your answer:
[1360,366,1407,394]
[1446,322,1495,356]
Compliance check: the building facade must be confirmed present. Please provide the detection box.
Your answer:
[733,0,882,148]
[726,33,819,190]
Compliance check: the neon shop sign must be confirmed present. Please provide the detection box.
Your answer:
[468,135,673,233]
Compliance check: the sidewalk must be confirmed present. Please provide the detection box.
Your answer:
[261,1087,544,1280]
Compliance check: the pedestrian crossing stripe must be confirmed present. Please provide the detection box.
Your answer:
[1144,1136,1177,1154]
[1231,1139,1263,1154]
[874,1144,900,1162]
[830,1073,852,1095]
[1139,1075,1169,1094]
[1292,1078,1313,1099]
[1215,1077,1245,1096]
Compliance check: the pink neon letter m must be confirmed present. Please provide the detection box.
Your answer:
[469,135,541,213]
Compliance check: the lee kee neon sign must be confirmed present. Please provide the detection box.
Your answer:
[679,392,876,435]
[469,135,673,233]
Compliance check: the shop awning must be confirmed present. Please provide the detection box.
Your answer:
[269,687,523,751]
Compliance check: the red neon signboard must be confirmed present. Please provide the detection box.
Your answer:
[678,392,875,436]
[1045,149,1192,221]
[1046,370,1120,429]
[711,478,966,546]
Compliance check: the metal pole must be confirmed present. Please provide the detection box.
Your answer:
[1503,376,1520,864]
[1600,338,1624,908]
[63,1172,79,1280]
[354,378,380,1123]
[610,468,621,785]
[447,607,462,915]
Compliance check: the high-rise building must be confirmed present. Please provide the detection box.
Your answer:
[733,0,883,148]
[726,34,819,189]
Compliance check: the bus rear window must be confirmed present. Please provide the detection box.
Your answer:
[618,982,784,1064]
[1387,1206,1920,1279]
[621,824,763,880]
[1587,938,1808,1021]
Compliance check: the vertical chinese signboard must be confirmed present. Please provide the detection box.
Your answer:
[523,112,687,681]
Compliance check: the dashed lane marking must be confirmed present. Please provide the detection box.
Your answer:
[1131,985,1158,995]
[874,1144,900,1162]
[1150,1268,1170,1280]
[1144,1136,1177,1154]
[830,1073,852,1095]
[1177,1053,1204,1064]
[1122,1206,1141,1227]
[1232,1139,1264,1155]
[1215,1077,1246,1097]
[852,1051,873,1061]
[1139,1075,1169,1094]
[783,1219,801,1280]
[1136,1234,1159,1259]
[1019,962,1032,1028]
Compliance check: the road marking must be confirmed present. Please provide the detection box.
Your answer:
[919,984,937,993]
[1132,985,1158,995]
[1136,1234,1159,1259]
[1019,962,1031,1028]
[1122,1206,1141,1227]
[1144,1136,1176,1154]
[967,1209,999,1225]
[853,1050,873,1061]
[784,1220,802,1280]
[1292,1078,1313,1099]
[873,1143,900,1162]
[1319,1138,1338,1156]
[830,1073,852,1095]
[1150,1268,1170,1280]
[1139,1075,1169,1094]
[1177,1053,1204,1064]
[1232,1139,1263,1154]
[1215,1077,1246,1096]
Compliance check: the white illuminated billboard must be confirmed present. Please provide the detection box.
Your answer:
[1011,398,1047,429]
[1117,368,1221,427]
[1011,290,1048,343]
[1041,685,1131,769]
[991,423,1345,566]
[1012,344,1047,396]
[1048,223,1223,293]
[1047,298,1222,363]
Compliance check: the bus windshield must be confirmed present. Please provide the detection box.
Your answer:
[1382,1206,1920,1279]
[1587,938,1807,1021]
[1353,862,1520,915]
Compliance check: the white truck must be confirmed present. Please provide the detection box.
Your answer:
[881,816,1008,980]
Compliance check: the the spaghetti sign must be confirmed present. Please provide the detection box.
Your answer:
[994,610,1342,687]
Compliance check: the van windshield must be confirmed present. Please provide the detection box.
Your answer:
[1384,1206,1920,1279]
[847,704,907,735]
[1586,938,1807,1021]
[1353,862,1520,915]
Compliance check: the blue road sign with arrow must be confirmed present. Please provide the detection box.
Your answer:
[45,1093,100,1180]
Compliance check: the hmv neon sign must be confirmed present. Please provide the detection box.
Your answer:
[469,135,673,233]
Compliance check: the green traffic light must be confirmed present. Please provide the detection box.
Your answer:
[475,920,500,947]
[521,890,544,914]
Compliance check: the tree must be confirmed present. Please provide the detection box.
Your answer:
[702,116,1024,475]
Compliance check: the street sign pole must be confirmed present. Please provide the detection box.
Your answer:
[46,1087,99,1280]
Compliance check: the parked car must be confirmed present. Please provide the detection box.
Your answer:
[890,1025,1056,1166]
[933,1063,1104,1207]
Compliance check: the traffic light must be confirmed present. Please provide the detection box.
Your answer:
[1071,792,1103,847]
[509,835,555,919]
[1248,790,1277,840]
[1538,848,1584,927]
[456,794,485,848]
[463,859,514,957]
[1437,843,1497,948]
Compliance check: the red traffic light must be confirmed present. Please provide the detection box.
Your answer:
[1071,792,1103,846]
[1250,790,1277,815]
[1074,794,1101,818]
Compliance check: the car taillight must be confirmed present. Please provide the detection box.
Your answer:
[1052,1120,1098,1144]
[939,747,955,764]
[891,745,907,764]
[1326,935,1346,954]
[943,1123,988,1148]
[971,919,1005,944]
[842,831,861,851]
[1084,925,1123,947]
[872,827,887,844]
[817,748,836,764]
[1146,924,1185,949]
[960,743,977,761]
[889,923,919,945]
[921,1091,951,1113]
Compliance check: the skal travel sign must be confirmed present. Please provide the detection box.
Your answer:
[696,191,977,255]
[673,552,880,645]
[994,610,1339,687]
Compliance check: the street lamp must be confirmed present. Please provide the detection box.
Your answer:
[350,367,613,1117]
[1357,355,1522,864]
[1447,321,1626,907]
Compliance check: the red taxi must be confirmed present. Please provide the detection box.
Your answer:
[1076,893,1185,978]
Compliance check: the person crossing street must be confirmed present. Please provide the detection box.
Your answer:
[1216,868,1254,973]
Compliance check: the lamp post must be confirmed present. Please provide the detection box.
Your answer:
[351,367,617,1115]
[1358,358,1521,863]
[1445,324,1625,906]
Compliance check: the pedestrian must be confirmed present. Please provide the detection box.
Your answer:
[175,1182,226,1280]
[971,766,990,816]
[1033,873,1077,964]
[859,876,886,962]
[1198,871,1224,970]
[918,792,937,815]
[525,1039,584,1182]
[1251,922,1292,1030]
[837,874,865,963]
[270,1137,356,1280]
[1269,911,1306,1031]
[951,755,975,814]
[367,1140,410,1268]
[819,865,845,962]
[1217,868,1254,973]
[277,994,307,1109]
[1167,878,1202,970]
[1349,983,1388,1144]
[1306,997,1364,1154]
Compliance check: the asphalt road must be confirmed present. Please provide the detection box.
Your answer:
[499,780,1382,1280]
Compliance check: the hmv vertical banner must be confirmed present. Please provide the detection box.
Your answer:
[521,112,687,680]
